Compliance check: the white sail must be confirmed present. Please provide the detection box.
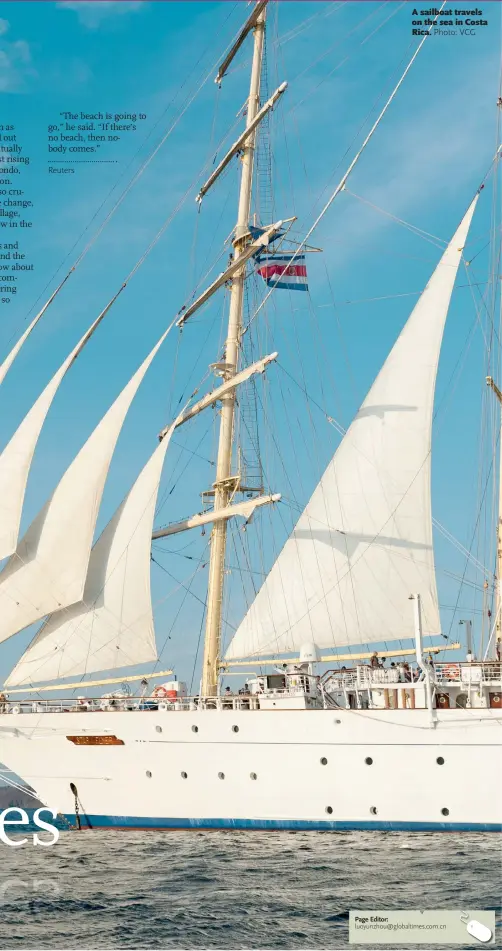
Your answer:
[6,421,178,686]
[0,326,172,645]
[0,280,66,389]
[225,198,477,659]
[0,310,109,561]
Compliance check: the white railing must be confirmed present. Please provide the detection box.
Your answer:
[322,670,358,690]
[434,662,502,685]
[3,663,500,715]
[357,666,422,687]
[324,665,421,691]
[0,690,311,714]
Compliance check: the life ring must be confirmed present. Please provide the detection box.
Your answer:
[152,685,169,699]
[10,704,21,715]
[443,663,460,680]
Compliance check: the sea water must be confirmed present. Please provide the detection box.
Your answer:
[0,822,500,949]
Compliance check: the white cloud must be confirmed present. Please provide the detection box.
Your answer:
[58,1,145,29]
[0,35,33,92]
[0,19,9,36]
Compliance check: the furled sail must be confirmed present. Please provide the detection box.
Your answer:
[5,420,179,686]
[0,325,172,645]
[225,198,477,659]
[0,303,114,561]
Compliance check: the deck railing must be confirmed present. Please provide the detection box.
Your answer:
[322,661,502,698]
[434,661,502,685]
[1,662,501,715]
[0,692,289,714]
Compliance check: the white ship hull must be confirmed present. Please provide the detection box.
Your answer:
[1,707,501,831]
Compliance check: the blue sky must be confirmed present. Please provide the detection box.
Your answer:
[0,0,499,688]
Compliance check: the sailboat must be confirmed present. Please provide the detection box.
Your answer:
[0,1,501,831]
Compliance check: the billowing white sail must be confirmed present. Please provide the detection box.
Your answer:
[0,326,172,645]
[225,198,477,659]
[6,421,178,686]
[0,309,109,561]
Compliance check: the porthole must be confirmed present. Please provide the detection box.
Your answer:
[334,719,341,725]
[191,725,198,733]
[370,806,378,815]
[181,771,188,779]
[320,757,328,765]
[441,807,449,816]
[436,756,445,765]
[325,806,333,815]
[232,725,239,733]
[365,757,373,765]
[218,772,225,780]
[155,725,162,734]
[250,772,257,780]
[146,771,152,779]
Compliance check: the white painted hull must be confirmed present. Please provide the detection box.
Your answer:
[1,707,501,830]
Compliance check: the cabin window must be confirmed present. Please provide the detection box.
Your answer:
[266,675,286,690]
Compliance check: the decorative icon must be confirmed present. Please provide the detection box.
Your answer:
[460,913,493,944]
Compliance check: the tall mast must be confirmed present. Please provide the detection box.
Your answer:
[486,375,502,656]
[497,406,502,656]
[200,5,266,696]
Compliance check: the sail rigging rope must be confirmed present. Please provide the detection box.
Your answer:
[278,362,345,437]
[0,4,244,366]
[274,2,346,51]
[244,1,448,335]
[445,439,497,644]
[432,519,491,578]
[0,90,258,646]
[343,189,446,248]
[289,1,388,90]
[289,2,407,118]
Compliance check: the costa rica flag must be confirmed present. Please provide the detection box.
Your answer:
[255,252,308,291]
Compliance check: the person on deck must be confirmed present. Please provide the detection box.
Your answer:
[370,652,380,669]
